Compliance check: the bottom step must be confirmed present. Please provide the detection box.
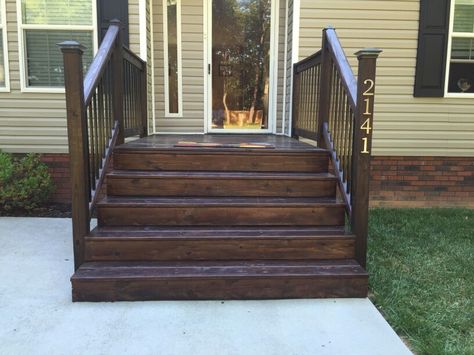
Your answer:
[71,260,368,301]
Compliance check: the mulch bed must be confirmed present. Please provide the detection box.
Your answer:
[0,203,72,218]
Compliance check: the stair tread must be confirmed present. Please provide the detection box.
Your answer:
[107,170,336,180]
[98,196,343,206]
[115,134,326,153]
[87,226,353,239]
[73,260,367,280]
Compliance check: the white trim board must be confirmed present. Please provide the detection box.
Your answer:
[205,0,279,134]
[162,0,183,118]
[0,0,10,92]
[281,0,290,135]
[149,0,157,134]
[288,0,300,136]
[139,0,147,60]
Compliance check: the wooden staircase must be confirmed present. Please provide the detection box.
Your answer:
[71,139,368,301]
[61,24,380,302]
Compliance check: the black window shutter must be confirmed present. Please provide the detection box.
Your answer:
[414,0,451,97]
[97,0,130,47]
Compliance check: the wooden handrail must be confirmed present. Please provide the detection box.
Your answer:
[294,50,322,73]
[60,20,148,271]
[325,28,357,109]
[83,24,120,106]
[292,27,381,269]
[123,46,146,69]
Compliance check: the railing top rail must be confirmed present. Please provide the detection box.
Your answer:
[325,28,357,109]
[83,23,120,106]
[294,50,322,73]
[123,46,146,70]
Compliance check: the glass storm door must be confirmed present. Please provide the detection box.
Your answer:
[210,0,272,131]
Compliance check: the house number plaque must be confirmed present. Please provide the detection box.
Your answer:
[360,79,374,154]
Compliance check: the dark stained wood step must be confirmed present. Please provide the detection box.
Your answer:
[71,260,368,301]
[113,149,329,173]
[106,171,337,197]
[84,226,355,261]
[96,197,346,227]
[118,134,321,152]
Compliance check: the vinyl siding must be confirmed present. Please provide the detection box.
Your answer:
[0,0,68,153]
[129,0,140,54]
[0,0,142,154]
[299,0,474,157]
[153,0,205,133]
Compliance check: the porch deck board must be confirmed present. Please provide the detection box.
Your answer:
[122,134,320,152]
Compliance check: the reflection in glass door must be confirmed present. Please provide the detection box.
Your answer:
[211,0,272,130]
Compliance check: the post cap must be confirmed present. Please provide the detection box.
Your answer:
[324,25,335,31]
[355,48,383,58]
[57,41,86,53]
[110,19,122,26]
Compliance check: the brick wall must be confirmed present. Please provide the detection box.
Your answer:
[40,154,71,204]
[370,156,474,208]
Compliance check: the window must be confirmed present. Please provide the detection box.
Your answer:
[447,0,474,94]
[0,0,9,90]
[163,0,182,116]
[18,0,96,89]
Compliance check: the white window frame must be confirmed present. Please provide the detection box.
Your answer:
[16,0,98,93]
[0,0,10,92]
[445,0,474,98]
[162,0,183,117]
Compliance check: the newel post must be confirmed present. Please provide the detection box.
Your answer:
[110,19,125,144]
[59,41,90,271]
[317,27,333,148]
[351,48,382,268]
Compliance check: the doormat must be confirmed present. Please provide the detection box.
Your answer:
[174,141,275,149]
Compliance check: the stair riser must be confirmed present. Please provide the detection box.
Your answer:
[107,177,336,197]
[114,152,329,173]
[72,277,368,301]
[97,205,345,227]
[84,237,355,261]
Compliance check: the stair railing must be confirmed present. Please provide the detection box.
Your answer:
[292,27,381,267]
[59,20,148,270]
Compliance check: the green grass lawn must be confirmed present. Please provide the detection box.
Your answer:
[367,208,474,355]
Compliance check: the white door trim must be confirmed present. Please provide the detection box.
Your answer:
[204,0,279,134]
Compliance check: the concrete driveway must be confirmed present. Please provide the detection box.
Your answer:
[0,217,412,355]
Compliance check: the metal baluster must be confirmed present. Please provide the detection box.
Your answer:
[88,102,95,191]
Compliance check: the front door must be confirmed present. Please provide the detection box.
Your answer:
[207,0,274,132]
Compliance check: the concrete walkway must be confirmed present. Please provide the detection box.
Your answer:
[0,218,412,355]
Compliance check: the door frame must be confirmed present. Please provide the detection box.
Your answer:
[203,0,279,134]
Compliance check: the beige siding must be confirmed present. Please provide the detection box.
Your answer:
[299,0,474,157]
[153,0,205,133]
[129,0,141,54]
[0,0,143,153]
[0,0,68,153]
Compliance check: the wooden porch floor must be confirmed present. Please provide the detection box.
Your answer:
[123,134,321,152]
